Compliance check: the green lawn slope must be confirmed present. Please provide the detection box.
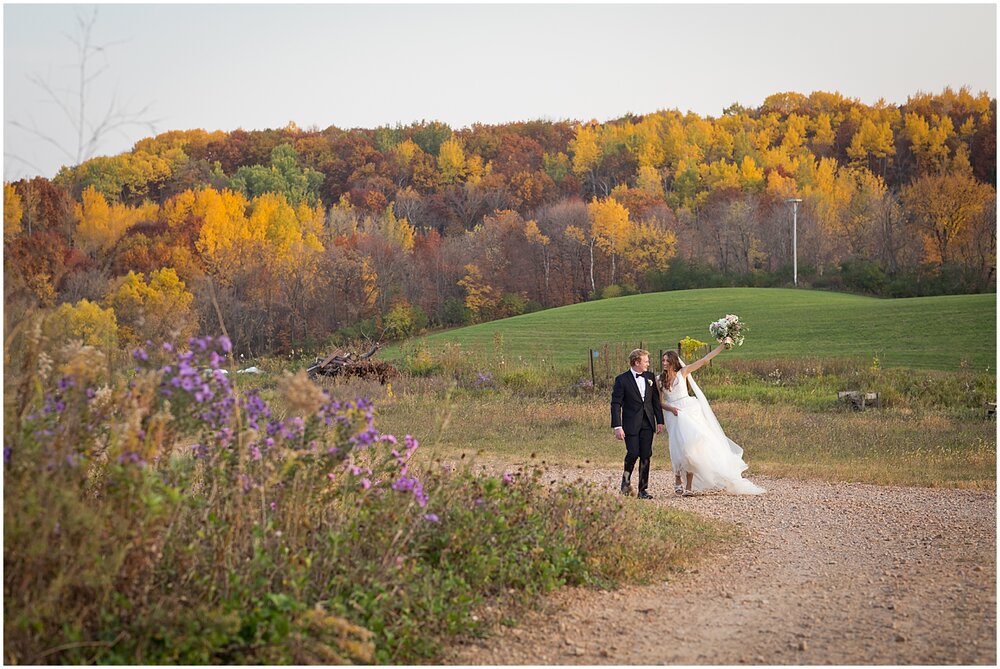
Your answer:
[390,288,996,372]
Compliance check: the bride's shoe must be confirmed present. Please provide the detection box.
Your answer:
[682,489,694,497]
[673,484,684,495]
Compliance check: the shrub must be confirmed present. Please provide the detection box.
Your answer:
[600,284,623,299]
[5,332,679,664]
[498,292,528,318]
[499,367,543,391]
[440,297,471,326]
[383,300,416,340]
[840,257,887,294]
[404,346,439,377]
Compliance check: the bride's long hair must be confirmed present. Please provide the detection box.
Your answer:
[659,350,682,392]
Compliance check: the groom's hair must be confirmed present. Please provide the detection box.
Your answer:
[628,349,649,366]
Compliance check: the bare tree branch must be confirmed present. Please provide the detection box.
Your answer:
[6,5,157,175]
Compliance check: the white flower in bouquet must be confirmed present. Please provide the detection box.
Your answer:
[709,313,747,349]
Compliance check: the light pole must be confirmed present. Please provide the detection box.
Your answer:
[786,198,802,286]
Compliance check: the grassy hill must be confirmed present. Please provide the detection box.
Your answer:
[388,288,996,372]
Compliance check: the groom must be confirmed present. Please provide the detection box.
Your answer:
[611,349,664,499]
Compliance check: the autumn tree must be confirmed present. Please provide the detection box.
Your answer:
[4,183,24,241]
[457,263,500,323]
[73,186,159,258]
[587,196,631,287]
[105,267,197,345]
[901,172,996,265]
[44,299,118,348]
[437,137,467,184]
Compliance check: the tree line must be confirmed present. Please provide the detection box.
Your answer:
[4,87,996,355]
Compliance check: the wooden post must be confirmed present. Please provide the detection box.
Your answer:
[589,349,596,388]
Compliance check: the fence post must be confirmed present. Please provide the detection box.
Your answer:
[602,343,609,383]
[589,349,596,388]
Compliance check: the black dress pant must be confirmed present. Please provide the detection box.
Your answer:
[623,415,654,493]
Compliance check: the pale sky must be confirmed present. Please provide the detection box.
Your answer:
[3,2,997,180]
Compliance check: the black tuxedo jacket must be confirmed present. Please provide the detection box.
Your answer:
[610,370,664,435]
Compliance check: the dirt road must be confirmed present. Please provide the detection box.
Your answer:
[445,468,996,665]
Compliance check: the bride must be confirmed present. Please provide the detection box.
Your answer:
[660,339,766,496]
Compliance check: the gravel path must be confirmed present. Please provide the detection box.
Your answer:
[445,467,996,665]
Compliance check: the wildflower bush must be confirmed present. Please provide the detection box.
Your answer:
[679,335,709,362]
[4,325,691,664]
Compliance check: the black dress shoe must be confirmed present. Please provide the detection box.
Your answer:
[620,473,633,496]
[637,491,653,500]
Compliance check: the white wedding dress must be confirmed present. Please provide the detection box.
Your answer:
[662,370,766,495]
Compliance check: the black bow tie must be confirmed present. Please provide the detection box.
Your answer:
[634,374,644,380]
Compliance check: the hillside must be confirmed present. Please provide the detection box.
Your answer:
[5,88,995,359]
[390,288,997,371]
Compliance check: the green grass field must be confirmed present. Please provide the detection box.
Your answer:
[387,289,996,372]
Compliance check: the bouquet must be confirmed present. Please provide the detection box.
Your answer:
[709,314,747,349]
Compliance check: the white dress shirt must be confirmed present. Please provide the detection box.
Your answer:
[633,371,646,400]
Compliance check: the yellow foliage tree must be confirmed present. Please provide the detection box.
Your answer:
[636,165,665,197]
[802,157,854,263]
[4,182,24,241]
[393,139,420,167]
[570,124,601,177]
[105,268,197,345]
[846,117,895,173]
[781,113,808,151]
[379,206,415,251]
[621,222,678,280]
[465,154,486,186]
[248,192,299,254]
[44,299,118,348]
[588,197,632,286]
[811,112,836,154]
[188,187,255,267]
[457,263,500,323]
[74,186,157,256]
[702,159,742,191]
[437,137,467,184]
[295,201,327,251]
[901,172,995,264]
[765,170,799,200]
[739,155,766,191]
[161,189,197,228]
[328,193,359,237]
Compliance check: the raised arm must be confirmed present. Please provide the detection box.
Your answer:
[680,338,731,376]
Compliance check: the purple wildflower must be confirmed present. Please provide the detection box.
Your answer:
[118,451,144,466]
